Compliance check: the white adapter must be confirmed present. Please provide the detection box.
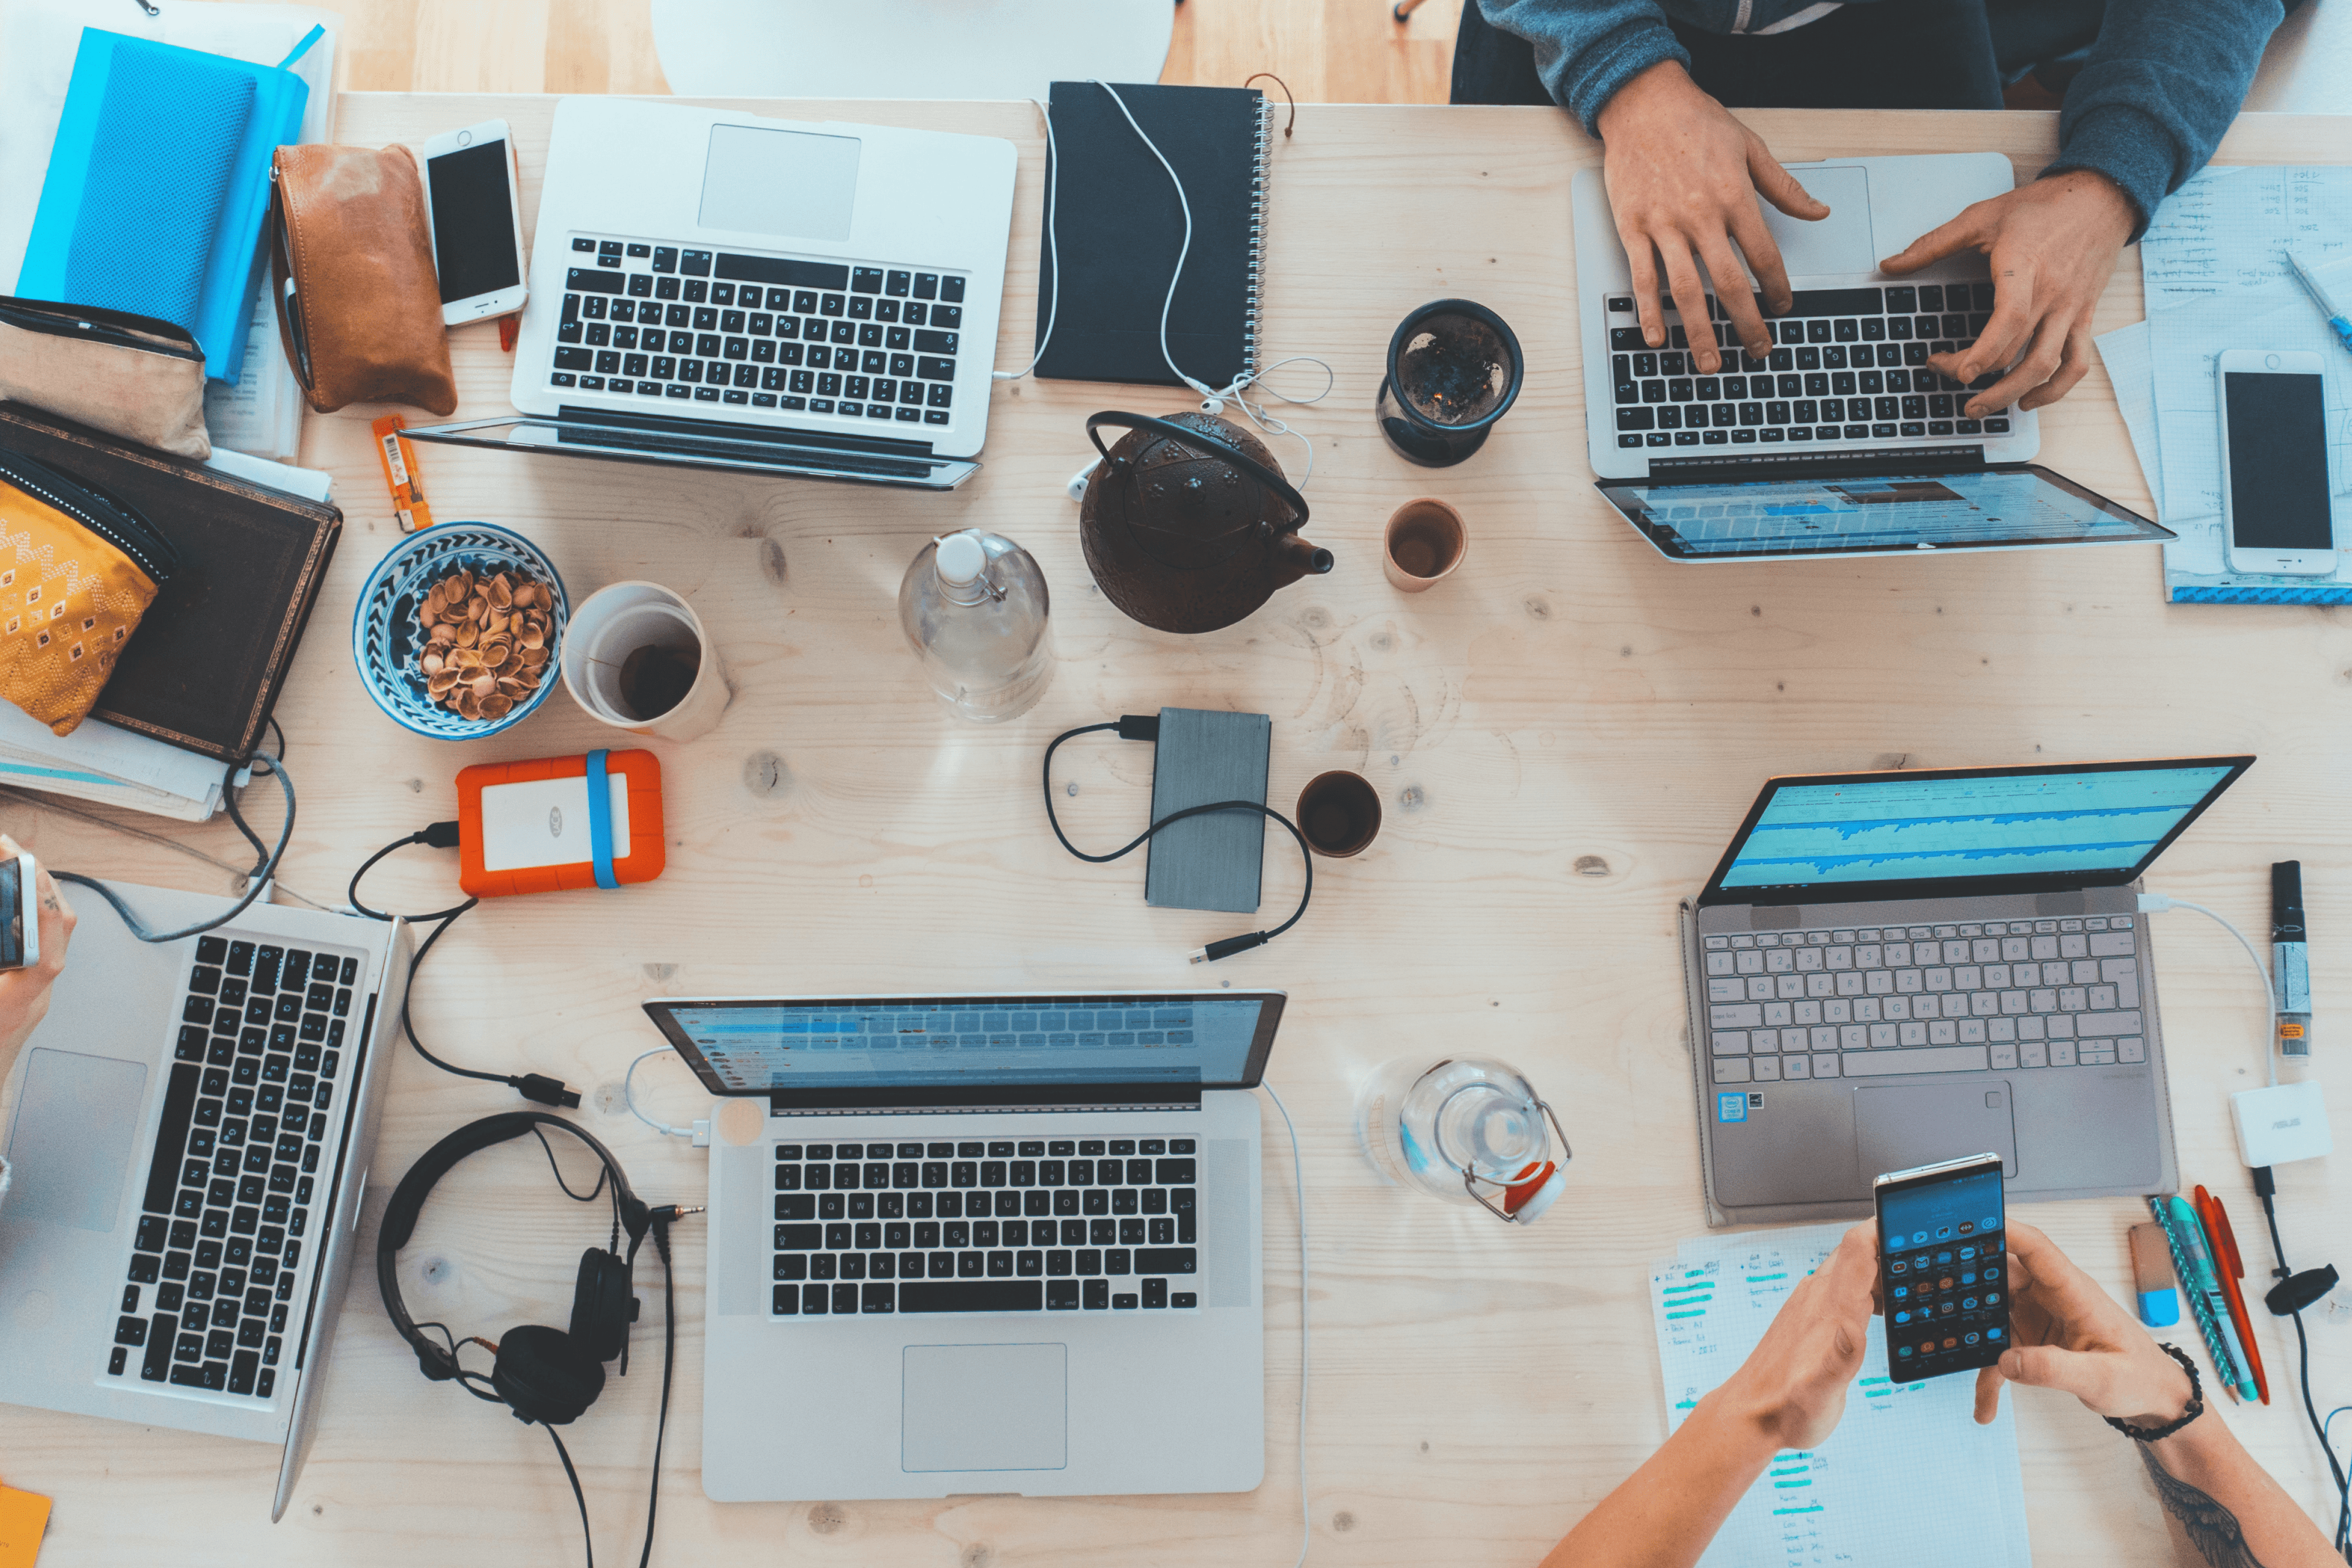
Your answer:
[2231,1080,2334,1168]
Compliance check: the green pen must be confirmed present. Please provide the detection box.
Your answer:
[2164,1194,2258,1403]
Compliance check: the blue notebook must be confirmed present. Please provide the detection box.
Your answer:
[18,27,316,385]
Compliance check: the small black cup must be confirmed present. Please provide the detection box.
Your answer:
[1376,299,1524,467]
[1297,771,1382,858]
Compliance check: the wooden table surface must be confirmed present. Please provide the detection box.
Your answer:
[6,96,2349,1567]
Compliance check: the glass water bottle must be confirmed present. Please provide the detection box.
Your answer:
[1357,1054,1569,1223]
[898,529,1054,722]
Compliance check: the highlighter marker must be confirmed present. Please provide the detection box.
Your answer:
[2273,861,2310,1057]
[2286,251,2352,358]
[2130,1221,2181,1326]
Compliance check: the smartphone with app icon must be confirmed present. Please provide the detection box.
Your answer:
[1875,1152,2008,1381]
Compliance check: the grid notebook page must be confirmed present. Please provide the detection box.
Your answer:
[1649,1223,2032,1568]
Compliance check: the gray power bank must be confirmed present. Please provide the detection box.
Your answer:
[1144,707,1270,914]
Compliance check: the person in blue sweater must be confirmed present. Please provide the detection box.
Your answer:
[1458,0,2292,424]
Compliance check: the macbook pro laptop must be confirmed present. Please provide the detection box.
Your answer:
[644,990,1281,1501]
[0,881,412,1517]
[407,96,1017,491]
[1573,154,2174,561]
[1679,757,2253,1226]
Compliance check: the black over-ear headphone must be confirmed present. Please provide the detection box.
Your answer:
[376,1111,651,1426]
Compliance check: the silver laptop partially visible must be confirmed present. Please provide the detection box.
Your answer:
[644,990,1281,1501]
[1572,153,2172,562]
[407,96,1017,491]
[0,881,412,1518]
[1680,757,2253,1226]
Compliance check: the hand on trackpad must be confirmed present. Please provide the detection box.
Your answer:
[1757,166,1877,277]
[901,1343,1068,1473]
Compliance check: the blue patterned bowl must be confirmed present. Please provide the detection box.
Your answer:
[352,523,569,739]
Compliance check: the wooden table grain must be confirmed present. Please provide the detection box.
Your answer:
[5,97,2349,1567]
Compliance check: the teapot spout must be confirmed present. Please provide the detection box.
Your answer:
[1272,533,1335,589]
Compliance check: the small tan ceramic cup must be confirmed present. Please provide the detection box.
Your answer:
[1383,497,1467,591]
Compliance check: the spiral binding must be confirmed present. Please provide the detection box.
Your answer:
[1244,94,1272,382]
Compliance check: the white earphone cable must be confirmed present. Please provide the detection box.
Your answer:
[624,1047,696,1137]
[1259,1080,1311,1567]
[996,85,1332,488]
[2138,894,2280,1085]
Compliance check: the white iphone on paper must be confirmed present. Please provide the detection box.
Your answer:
[420,119,529,326]
[2217,348,2335,576]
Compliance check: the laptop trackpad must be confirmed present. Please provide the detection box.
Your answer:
[1758,166,1877,277]
[902,1343,1068,1472]
[4,1048,148,1232]
[1853,1082,2018,1185]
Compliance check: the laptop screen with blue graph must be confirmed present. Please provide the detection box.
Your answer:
[1594,464,2173,560]
[1700,758,2252,904]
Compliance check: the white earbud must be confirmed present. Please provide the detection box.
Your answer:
[1199,395,1226,416]
[1065,459,1098,503]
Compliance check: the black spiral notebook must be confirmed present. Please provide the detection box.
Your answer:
[1035,81,1272,390]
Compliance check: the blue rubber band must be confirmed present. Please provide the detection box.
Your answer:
[586,749,618,889]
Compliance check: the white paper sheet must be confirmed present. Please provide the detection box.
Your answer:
[2139,165,2352,314]
[1651,1223,2033,1568]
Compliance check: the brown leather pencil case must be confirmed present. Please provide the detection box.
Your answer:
[269,144,457,416]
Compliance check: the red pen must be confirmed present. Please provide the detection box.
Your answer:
[2194,1185,2269,1404]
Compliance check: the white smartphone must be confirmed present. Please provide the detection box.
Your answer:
[2217,348,2335,576]
[420,119,528,326]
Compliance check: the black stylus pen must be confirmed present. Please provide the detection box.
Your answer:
[2271,861,2310,1057]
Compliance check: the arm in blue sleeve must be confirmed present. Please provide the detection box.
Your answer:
[2044,0,2282,241]
[1476,0,1689,134]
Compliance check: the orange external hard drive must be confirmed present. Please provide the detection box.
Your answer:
[455,748,664,898]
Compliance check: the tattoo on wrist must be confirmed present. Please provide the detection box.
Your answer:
[2136,1445,2268,1568]
[42,894,59,913]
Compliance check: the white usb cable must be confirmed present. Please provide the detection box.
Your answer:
[1259,1080,1311,1567]
[2137,894,2280,1084]
[625,1047,710,1144]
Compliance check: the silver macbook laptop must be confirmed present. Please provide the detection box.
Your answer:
[1680,757,2252,1226]
[0,882,412,1518]
[1574,153,2171,561]
[407,96,1017,491]
[644,990,1281,1501]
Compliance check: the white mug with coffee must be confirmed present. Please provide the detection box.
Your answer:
[560,581,729,742]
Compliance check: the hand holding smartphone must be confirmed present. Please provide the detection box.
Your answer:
[1,851,36,971]
[421,119,529,325]
[2217,349,2335,576]
[1875,1152,2008,1381]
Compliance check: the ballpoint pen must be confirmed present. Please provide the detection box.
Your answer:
[2193,1185,2270,1404]
[2165,1194,2260,1403]
[2285,250,2352,357]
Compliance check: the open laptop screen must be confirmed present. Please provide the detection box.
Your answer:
[1698,758,2253,906]
[645,992,1284,1099]
[1595,464,2171,560]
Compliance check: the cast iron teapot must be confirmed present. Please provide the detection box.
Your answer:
[1078,410,1332,635]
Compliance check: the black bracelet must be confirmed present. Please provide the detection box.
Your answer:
[2104,1343,2204,1442]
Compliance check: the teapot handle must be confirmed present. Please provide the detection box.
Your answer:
[1085,410,1310,532]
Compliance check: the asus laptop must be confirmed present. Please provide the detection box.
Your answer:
[644,989,1282,1500]
[1679,756,2253,1225]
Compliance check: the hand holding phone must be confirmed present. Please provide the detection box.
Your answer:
[1875,1152,2009,1381]
[421,118,529,326]
[2218,349,2335,576]
[1968,1220,2198,1430]
[0,835,75,1075]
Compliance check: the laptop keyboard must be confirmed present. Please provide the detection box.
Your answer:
[1705,914,2143,1084]
[551,236,967,428]
[108,935,363,1399]
[772,1137,1200,1317]
[1607,285,2015,451]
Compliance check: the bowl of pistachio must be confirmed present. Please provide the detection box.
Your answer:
[352,523,569,739]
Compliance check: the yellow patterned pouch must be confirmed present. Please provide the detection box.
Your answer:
[0,444,178,735]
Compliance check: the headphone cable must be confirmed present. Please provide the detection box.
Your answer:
[543,1422,595,1568]
[56,749,296,944]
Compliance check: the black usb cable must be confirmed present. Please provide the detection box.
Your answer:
[1042,715,1312,962]
[349,824,579,1109]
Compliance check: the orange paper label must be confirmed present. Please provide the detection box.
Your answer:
[0,1482,53,1567]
